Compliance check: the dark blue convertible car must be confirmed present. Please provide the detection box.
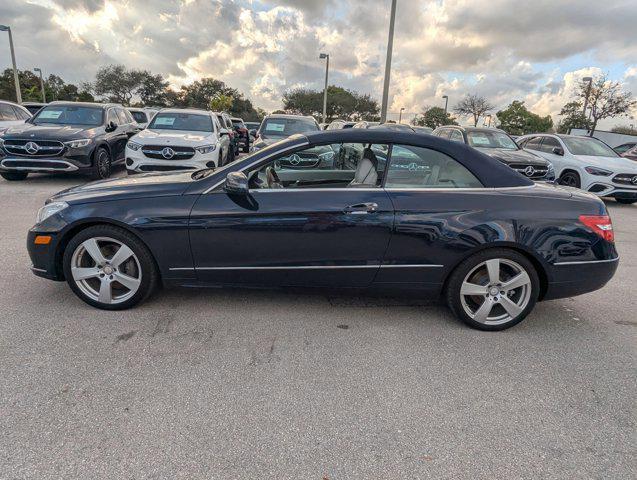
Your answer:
[27,129,618,330]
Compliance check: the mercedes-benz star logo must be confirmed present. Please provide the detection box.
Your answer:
[408,162,418,172]
[524,165,536,177]
[25,142,39,155]
[631,175,637,185]
[288,154,301,166]
[161,147,175,159]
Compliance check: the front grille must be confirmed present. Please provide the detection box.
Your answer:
[612,173,637,186]
[139,165,194,172]
[141,145,195,160]
[2,159,72,170]
[509,163,549,179]
[279,152,319,169]
[3,139,64,157]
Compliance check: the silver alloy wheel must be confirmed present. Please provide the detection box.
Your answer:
[459,258,532,326]
[70,236,141,305]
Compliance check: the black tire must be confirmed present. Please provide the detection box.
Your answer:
[558,171,581,189]
[90,147,112,180]
[1,171,29,181]
[616,199,636,205]
[62,224,159,310]
[243,142,250,153]
[446,248,540,331]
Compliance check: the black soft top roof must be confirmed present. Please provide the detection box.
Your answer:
[302,129,533,188]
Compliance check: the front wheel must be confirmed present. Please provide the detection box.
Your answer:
[62,225,159,310]
[558,171,581,189]
[90,147,112,180]
[1,171,29,181]
[446,249,540,331]
[616,198,636,205]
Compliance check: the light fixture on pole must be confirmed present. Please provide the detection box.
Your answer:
[442,95,449,115]
[582,76,593,116]
[0,25,22,104]
[380,0,397,123]
[399,107,405,123]
[319,53,329,124]
[34,67,46,103]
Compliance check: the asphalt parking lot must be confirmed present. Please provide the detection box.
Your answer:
[1,169,635,479]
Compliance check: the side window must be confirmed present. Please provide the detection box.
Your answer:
[13,106,30,120]
[106,109,119,126]
[116,108,129,125]
[540,136,560,153]
[246,143,389,189]
[123,109,135,124]
[212,116,221,133]
[435,129,450,139]
[449,129,464,143]
[524,136,542,151]
[0,104,18,121]
[385,145,483,189]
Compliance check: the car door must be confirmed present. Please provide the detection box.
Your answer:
[188,141,394,287]
[105,108,127,160]
[377,143,486,290]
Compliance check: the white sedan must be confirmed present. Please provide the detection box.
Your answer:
[517,133,637,204]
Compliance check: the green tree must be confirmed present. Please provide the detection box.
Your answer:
[176,77,261,118]
[209,93,234,112]
[453,94,494,126]
[282,85,379,121]
[575,74,636,135]
[413,106,457,129]
[496,100,553,135]
[0,69,94,103]
[611,125,636,135]
[91,64,169,106]
[556,101,591,133]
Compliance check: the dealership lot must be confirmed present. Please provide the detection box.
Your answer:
[0,172,635,478]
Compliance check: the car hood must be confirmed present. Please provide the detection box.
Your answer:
[576,155,637,172]
[48,171,196,205]
[137,129,213,145]
[2,123,97,140]
[476,147,548,166]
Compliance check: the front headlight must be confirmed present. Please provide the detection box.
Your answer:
[318,151,335,162]
[127,141,142,151]
[585,166,613,176]
[64,139,92,149]
[36,201,68,224]
[195,144,216,154]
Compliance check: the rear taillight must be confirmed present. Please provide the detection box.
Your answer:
[579,215,614,242]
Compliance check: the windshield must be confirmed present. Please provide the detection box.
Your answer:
[231,120,245,128]
[260,118,319,138]
[32,105,103,126]
[562,136,618,157]
[149,113,212,132]
[467,131,518,150]
[130,111,148,124]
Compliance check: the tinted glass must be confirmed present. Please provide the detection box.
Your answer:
[261,118,319,137]
[467,131,517,150]
[614,143,635,154]
[107,109,119,125]
[13,106,31,120]
[116,108,128,124]
[385,145,482,189]
[0,104,18,121]
[562,136,617,157]
[33,105,104,126]
[149,113,213,132]
[231,119,245,128]
[435,129,451,139]
[449,129,464,143]
[539,136,560,153]
[524,137,543,151]
[130,111,148,123]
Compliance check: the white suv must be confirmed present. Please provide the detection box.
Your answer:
[518,133,637,204]
[125,108,231,174]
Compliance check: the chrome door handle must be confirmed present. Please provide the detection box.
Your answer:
[343,202,378,214]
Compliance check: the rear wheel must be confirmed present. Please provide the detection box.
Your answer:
[616,198,636,205]
[558,171,581,188]
[62,225,159,310]
[446,249,539,331]
[1,171,28,181]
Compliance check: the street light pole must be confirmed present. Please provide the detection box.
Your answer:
[319,53,329,124]
[399,107,405,124]
[442,95,449,115]
[380,0,397,123]
[34,67,46,103]
[582,76,593,117]
[0,25,22,104]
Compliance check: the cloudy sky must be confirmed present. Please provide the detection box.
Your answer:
[1,0,636,127]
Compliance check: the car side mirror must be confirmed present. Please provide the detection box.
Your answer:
[552,147,564,156]
[219,128,229,136]
[224,171,249,196]
[105,121,117,132]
